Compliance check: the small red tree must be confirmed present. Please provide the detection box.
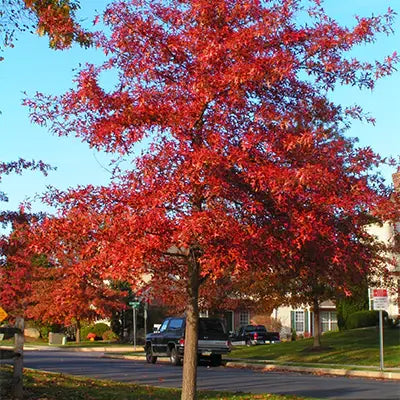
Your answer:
[25,206,127,342]
[26,1,399,398]
[0,160,53,318]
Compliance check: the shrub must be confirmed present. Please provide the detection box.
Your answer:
[80,324,95,341]
[336,288,369,330]
[39,325,54,340]
[102,330,118,342]
[92,323,110,338]
[346,310,388,330]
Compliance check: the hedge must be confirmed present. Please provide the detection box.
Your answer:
[92,323,110,338]
[346,310,388,330]
[81,322,110,340]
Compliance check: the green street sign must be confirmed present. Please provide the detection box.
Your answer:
[129,301,140,309]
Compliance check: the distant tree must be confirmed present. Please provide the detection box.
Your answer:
[24,207,127,342]
[25,1,399,399]
[0,160,53,319]
[0,215,34,316]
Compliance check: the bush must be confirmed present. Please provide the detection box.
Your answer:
[102,330,118,342]
[346,310,388,330]
[80,324,95,341]
[92,323,110,338]
[336,290,369,331]
[81,323,110,340]
[39,325,54,340]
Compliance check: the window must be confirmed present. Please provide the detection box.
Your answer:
[159,319,169,333]
[239,311,250,327]
[168,318,183,330]
[199,319,225,334]
[320,311,338,333]
[295,311,304,333]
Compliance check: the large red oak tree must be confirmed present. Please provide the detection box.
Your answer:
[25,1,399,399]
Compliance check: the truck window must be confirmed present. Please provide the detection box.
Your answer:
[169,318,184,330]
[159,319,169,333]
[199,319,225,334]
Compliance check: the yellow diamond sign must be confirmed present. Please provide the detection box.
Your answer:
[0,307,8,323]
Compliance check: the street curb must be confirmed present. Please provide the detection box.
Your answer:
[5,346,399,381]
[0,345,138,353]
[224,361,400,381]
[101,354,400,381]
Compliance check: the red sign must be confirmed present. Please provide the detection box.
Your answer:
[373,289,388,298]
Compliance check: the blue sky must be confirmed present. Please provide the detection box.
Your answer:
[1,0,399,217]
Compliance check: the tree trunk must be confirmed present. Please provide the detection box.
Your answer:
[76,319,81,343]
[312,300,321,348]
[181,252,200,400]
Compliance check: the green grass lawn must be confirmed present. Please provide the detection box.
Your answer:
[0,366,317,400]
[229,327,400,368]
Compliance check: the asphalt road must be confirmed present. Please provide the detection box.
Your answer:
[22,350,400,399]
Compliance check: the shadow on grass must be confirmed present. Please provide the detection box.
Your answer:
[0,366,312,400]
[301,346,334,353]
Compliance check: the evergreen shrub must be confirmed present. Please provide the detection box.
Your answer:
[92,323,110,338]
[346,310,388,330]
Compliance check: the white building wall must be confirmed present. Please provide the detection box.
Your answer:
[366,221,399,318]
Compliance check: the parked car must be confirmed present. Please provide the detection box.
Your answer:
[144,317,231,366]
[231,324,280,346]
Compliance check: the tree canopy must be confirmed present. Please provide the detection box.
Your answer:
[17,0,400,398]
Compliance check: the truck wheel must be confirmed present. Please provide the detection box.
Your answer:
[146,346,157,364]
[169,347,181,366]
[210,354,222,367]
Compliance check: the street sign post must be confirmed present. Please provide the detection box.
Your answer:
[128,301,140,350]
[372,289,388,371]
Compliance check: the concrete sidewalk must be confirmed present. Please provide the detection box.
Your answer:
[1,344,138,353]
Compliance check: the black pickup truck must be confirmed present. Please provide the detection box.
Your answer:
[144,317,230,366]
[231,324,280,346]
